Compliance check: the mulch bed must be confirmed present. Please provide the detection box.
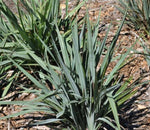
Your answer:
[0,0,150,129]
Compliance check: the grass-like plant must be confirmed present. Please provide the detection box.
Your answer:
[118,0,150,35]
[0,4,138,128]
[0,0,85,97]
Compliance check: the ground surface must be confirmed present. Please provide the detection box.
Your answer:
[0,0,150,129]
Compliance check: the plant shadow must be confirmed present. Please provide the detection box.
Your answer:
[120,83,150,130]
